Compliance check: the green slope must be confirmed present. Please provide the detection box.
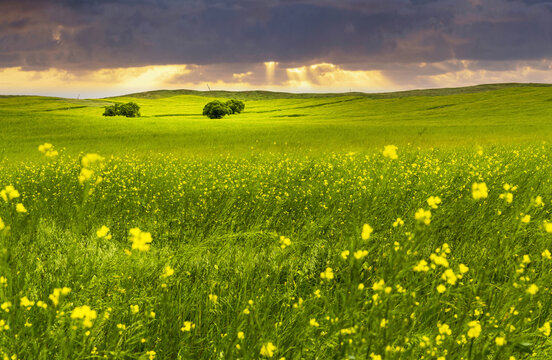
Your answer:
[1,84,552,161]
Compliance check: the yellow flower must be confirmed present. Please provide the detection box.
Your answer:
[544,221,552,233]
[208,294,218,304]
[521,214,531,223]
[436,284,447,293]
[526,284,539,295]
[161,265,175,278]
[358,283,365,290]
[20,296,34,308]
[413,260,430,272]
[495,337,506,346]
[361,224,373,240]
[522,255,531,264]
[458,264,469,274]
[1,301,12,312]
[372,279,385,291]
[539,322,550,336]
[129,227,152,252]
[441,269,458,285]
[181,321,195,332]
[341,250,350,260]
[320,267,334,280]
[414,208,431,225]
[1,185,20,202]
[392,218,404,227]
[467,320,482,338]
[130,305,139,314]
[81,153,105,168]
[430,253,449,268]
[0,217,4,231]
[38,143,58,157]
[260,342,277,358]
[354,249,368,260]
[15,203,27,213]
[96,226,112,239]
[369,354,382,360]
[71,305,97,328]
[146,350,156,360]
[309,318,319,327]
[472,182,488,200]
[279,236,291,249]
[237,331,245,339]
[380,318,388,328]
[427,196,442,209]
[382,145,398,159]
[438,323,452,336]
[535,196,544,207]
[542,249,551,260]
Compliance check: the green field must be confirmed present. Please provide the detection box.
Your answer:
[1,84,552,359]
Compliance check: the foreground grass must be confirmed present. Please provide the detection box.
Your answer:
[0,144,552,359]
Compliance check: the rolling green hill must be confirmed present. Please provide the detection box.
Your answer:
[1,83,552,160]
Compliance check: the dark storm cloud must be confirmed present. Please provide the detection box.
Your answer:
[1,0,552,70]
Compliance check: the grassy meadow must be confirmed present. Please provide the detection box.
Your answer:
[1,84,552,359]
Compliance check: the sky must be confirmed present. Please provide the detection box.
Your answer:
[2,0,552,98]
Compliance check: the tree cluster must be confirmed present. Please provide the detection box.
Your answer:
[202,99,245,119]
[103,102,141,117]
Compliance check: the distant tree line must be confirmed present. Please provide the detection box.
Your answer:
[103,102,141,117]
[203,99,245,119]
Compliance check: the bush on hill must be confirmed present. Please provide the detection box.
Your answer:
[202,99,245,119]
[103,102,141,117]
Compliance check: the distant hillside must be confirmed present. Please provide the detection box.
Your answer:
[123,83,552,100]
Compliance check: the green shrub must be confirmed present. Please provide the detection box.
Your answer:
[225,99,245,114]
[202,100,231,119]
[103,102,141,117]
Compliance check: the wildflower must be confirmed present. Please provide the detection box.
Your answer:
[181,321,195,332]
[361,224,373,240]
[237,331,245,339]
[438,323,452,336]
[436,284,446,293]
[0,185,20,202]
[358,283,365,290]
[458,264,469,274]
[535,196,544,207]
[130,305,139,314]
[499,192,513,203]
[526,284,539,295]
[279,236,291,249]
[427,196,442,209]
[542,249,551,260]
[0,218,4,231]
[208,294,218,304]
[15,203,27,213]
[78,168,94,184]
[539,322,551,336]
[441,269,458,285]
[20,296,34,308]
[521,214,531,223]
[383,145,398,159]
[430,253,449,268]
[1,302,11,312]
[314,289,321,298]
[522,255,531,264]
[243,308,250,315]
[260,342,277,358]
[467,320,482,338]
[372,279,385,291]
[380,318,388,328]
[341,250,350,260]
[146,350,156,360]
[413,260,430,272]
[320,267,334,280]
[392,218,404,227]
[161,265,174,278]
[472,182,488,200]
[71,305,97,328]
[369,354,382,360]
[495,337,506,346]
[38,143,58,157]
[81,153,105,168]
[544,221,552,233]
[354,249,368,260]
[96,226,112,239]
[309,318,319,327]
[415,208,431,225]
[129,227,152,252]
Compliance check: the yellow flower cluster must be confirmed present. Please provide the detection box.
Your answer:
[71,305,97,328]
[49,287,71,307]
[383,145,398,160]
[472,182,488,200]
[79,153,105,185]
[260,342,277,358]
[129,227,152,252]
[279,235,291,249]
[415,208,431,225]
[96,225,112,239]
[38,143,58,157]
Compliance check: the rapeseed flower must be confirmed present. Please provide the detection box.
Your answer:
[467,320,481,338]
[181,321,195,332]
[320,267,334,280]
[526,284,539,295]
[427,196,442,209]
[361,224,373,240]
[413,260,429,272]
[472,182,488,200]
[539,322,551,336]
[354,249,368,260]
[96,226,112,239]
[383,145,398,159]
[0,185,20,202]
[38,143,58,157]
[129,227,152,252]
[415,208,431,225]
[279,236,291,249]
[161,265,174,278]
[260,342,277,357]
[15,203,27,213]
[309,318,319,327]
[71,305,97,328]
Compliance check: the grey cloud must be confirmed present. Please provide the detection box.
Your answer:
[1,0,552,71]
